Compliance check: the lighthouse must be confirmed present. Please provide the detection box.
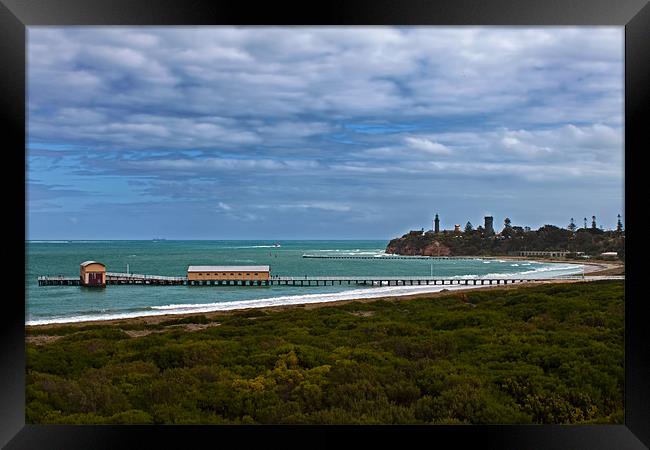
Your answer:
[434,213,440,234]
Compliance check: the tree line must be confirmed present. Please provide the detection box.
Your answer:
[387,221,624,258]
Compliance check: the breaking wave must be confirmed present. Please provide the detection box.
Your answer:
[226,245,280,249]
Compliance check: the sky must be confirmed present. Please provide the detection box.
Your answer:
[27,27,624,240]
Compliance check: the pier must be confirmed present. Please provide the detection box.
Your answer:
[302,254,485,260]
[38,272,187,286]
[37,273,598,287]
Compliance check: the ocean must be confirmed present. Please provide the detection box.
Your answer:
[26,240,584,325]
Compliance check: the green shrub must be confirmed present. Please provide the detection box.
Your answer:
[25,281,624,424]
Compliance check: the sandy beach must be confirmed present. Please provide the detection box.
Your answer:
[26,258,623,333]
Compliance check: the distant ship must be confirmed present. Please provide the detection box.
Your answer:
[152,238,167,242]
[273,242,281,248]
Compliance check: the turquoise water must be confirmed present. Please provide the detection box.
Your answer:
[26,240,583,325]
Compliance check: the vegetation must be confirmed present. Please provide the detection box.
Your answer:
[26,281,624,425]
[387,225,624,258]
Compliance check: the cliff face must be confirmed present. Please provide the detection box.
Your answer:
[386,233,452,256]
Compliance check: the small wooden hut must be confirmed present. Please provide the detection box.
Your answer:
[79,261,106,287]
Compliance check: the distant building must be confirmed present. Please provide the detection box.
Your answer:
[434,214,440,234]
[600,252,618,259]
[187,265,270,281]
[454,224,461,233]
[484,216,494,235]
[79,261,106,287]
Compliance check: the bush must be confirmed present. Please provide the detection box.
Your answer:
[25,281,624,425]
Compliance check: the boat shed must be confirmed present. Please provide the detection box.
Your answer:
[79,261,106,287]
[187,265,270,281]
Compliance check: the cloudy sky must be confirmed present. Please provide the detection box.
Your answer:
[27,27,624,240]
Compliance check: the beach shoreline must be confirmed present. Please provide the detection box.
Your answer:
[26,258,622,331]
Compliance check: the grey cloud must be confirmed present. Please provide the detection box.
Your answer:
[26,27,624,238]
[29,27,623,154]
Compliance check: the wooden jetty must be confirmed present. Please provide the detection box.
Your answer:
[38,272,591,287]
[302,254,489,260]
[37,275,82,286]
[38,272,186,286]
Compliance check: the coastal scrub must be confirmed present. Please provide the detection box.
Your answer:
[26,281,624,425]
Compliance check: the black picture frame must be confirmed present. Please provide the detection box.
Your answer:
[2,0,648,448]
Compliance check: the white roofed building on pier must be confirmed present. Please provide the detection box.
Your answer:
[187,265,270,281]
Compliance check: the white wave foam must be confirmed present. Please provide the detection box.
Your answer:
[445,262,583,279]
[227,245,279,249]
[491,264,583,278]
[151,283,491,314]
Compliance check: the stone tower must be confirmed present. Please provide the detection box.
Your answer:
[484,216,494,235]
[434,213,440,234]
